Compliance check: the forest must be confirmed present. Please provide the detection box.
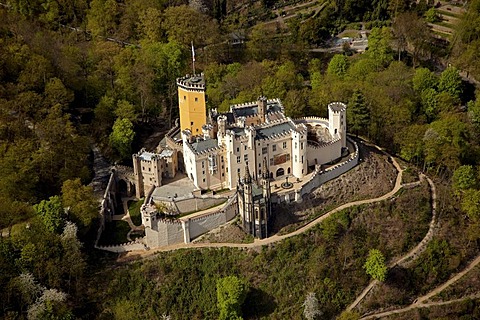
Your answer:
[1,0,480,319]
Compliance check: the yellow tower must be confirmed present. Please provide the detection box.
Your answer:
[177,74,207,136]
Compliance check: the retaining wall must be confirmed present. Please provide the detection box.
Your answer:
[95,239,145,253]
[301,138,359,196]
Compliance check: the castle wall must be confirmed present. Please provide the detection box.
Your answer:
[302,138,359,196]
[306,138,343,166]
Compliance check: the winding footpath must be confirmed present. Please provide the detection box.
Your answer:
[119,152,404,261]
[347,173,438,312]
[360,254,480,319]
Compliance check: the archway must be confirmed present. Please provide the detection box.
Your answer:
[276,168,284,177]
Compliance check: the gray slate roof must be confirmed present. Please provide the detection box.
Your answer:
[191,139,219,153]
[255,121,296,140]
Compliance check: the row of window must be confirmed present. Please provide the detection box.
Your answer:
[183,96,199,102]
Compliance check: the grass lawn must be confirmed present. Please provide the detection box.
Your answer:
[128,199,144,226]
[98,220,130,245]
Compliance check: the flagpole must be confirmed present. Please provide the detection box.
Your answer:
[191,41,196,75]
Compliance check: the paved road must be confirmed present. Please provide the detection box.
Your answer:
[118,145,404,262]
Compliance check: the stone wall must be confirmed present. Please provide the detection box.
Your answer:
[306,138,342,166]
[188,196,237,239]
[301,138,359,196]
[143,193,237,248]
[95,239,145,253]
[95,172,116,247]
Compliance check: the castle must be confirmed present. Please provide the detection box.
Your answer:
[125,73,351,243]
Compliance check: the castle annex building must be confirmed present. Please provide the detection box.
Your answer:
[125,73,351,243]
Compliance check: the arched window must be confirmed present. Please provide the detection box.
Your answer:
[287,167,291,174]
[276,168,284,177]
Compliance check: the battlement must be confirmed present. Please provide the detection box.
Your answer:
[176,73,205,90]
[328,102,347,113]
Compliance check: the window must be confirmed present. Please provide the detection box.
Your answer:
[301,142,304,149]
[301,156,304,163]
[202,161,205,168]
[236,147,240,153]
[259,163,261,168]
[221,156,224,162]
[202,171,205,175]
[222,173,224,177]
[184,96,186,100]
[237,168,241,173]
[203,178,205,182]
[272,144,277,152]
[287,154,291,161]
[142,166,145,170]
[283,141,287,149]
[244,154,248,161]
[295,142,298,149]
[148,167,151,172]
[244,145,247,151]
[270,158,274,166]
[237,156,241,163]
[195,97,198,102]
[191,121,194,126]
[295,155,298,162]
[262,147,267,154]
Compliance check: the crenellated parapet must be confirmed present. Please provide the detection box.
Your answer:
[307,136,343,149]
[328,102,347,114]
[176,73,205,91]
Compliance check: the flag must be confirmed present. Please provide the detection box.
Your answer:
[191,41,196,62]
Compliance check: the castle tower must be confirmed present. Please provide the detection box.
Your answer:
[328,102,347,148]
[258,96,267,123]
[242,163,254,235]
[177,73,207,136]
[261,158,271,238]
[217,115,227,137]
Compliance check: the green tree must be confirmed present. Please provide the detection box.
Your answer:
[87,0,119,37]
[425,8,438,23]
[33,196,64,233]
[109,118,135,159]
[327,54,349,78]
[452,165,478,195]
[61,179,98,231]
[363,249,388,281]
[216,276,247,320]
[162,5,219,47]
[367,27,393,68]
[421,88,438,121]
[412,67,437,92]
[438,66,462,99]
[462,189,480,221]
[348,90,370,136]
[115,99,137,122]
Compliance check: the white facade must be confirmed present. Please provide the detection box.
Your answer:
[182,98,347,191]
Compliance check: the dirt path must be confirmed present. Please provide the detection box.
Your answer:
[347,174,438,311]
[360,294,480,319]
[415,254,480,305]
[118,146,404,262]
